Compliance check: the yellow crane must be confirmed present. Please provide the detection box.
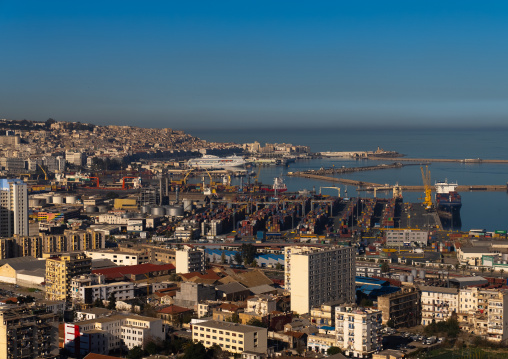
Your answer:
[420,165,433,209]
[38,164,48,181]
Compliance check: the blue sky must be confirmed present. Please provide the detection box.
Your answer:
[1,1,508,130]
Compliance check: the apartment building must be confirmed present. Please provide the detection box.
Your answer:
[176,247,205,274]
[173,282,216,309]
[246,295,277,316]
[285,246,355,314]
[377,287,420,328]
[0,305,59,359]
[65,151,83,166]
[385,229,429,247]
[310,301,343,327]
[78,282,135,305]
[192,320,268,354]
[420,286,459,325]
[64,314,165,357]
[84,249,148,266]
[458,287,508,342]
[335,305,382,357]
[41,229,104,255]
[46,252,92,301]
[0,179,28,238]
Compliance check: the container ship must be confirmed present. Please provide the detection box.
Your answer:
[435,180,462,229]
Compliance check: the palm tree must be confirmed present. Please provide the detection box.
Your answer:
[500,268,505,277]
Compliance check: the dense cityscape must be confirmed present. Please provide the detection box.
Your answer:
[0,119,506,359]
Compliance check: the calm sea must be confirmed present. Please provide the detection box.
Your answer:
[188,127,508,231]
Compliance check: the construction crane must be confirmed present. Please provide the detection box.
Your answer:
[420,165,433,209]
[38,164,48,181]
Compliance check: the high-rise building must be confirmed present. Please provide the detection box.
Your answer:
[285,246,355,314]
[0,179,28,238]
[335,305,382,357]
[46,252,92,301]
[0,305,59,359]
[176,246,205,274]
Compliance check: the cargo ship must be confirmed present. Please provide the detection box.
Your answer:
[435,180,461,229]
[264,176,287,193]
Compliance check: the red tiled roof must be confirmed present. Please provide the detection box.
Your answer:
[154,290,177,298]
[92,263,175,280]
[0,297,17,303]
[157,305,192,314]
[219,303,240,312]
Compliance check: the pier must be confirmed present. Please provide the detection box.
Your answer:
[287,173,507,192]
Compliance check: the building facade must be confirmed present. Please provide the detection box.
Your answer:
[420,286,459,326]
[335,305,382,357]
[46,252,92,301]
[285,246,355,314]
[0,179,28,238]
[192,320,268,354]
[176,247,205,273]
[377,287,420,328]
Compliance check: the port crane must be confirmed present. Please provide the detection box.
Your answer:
[319,186,341,197]
[420,165,433,209]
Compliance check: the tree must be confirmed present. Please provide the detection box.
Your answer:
[386,319,395,328]
[480,267,486,275]
[360,298,374,307]
[221,251,226,264]
[234,252,243,265]
[93,298,105,308]
[501,268,505,277]
[275,262,283,270]
[327,347,342,355]
[107,292,117,310]
[251,259,258,268]
[240,243,257,264]
[381,262,390,274]
[127,346,145,359]
[182,342,208,359]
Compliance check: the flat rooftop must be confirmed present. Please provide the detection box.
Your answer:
[194,320,265,333]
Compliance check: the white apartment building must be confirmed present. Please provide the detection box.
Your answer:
[65,151,83,166]
[71,273,106,300]
[246,295,277,316]
[176,246,205,274]
[0,179,28,237]
[64,314,165,357]
[96,213,130,225]
[84,250,147,265]
[385,229,429,247]
[420,286,459,325]
[192,320,268,354]
[285,246,355,314]
[335,305,382,357]
[78,281,135,306]
[458,287,508,342]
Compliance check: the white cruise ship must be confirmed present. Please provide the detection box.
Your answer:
[187,155,247,169]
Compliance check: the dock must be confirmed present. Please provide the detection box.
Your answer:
[287,173,507,192]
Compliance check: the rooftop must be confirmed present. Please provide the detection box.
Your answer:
[194,320,266,333]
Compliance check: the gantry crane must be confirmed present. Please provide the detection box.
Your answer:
[319,186,341,197]
[420,165,432,209]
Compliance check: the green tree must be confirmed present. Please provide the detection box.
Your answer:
[240,243,257,264]
[127,346,145,359]
[144,339,162,355]
[327,347,343,355]
[234,252,243,265]
[93,298,105,308]
[381,262,390,274]
[221,251,226,264]
[182,342,208,359]
[107,292,117,310]
[386,319,395,328]
[251,259,258,267]
[275,263,283,270]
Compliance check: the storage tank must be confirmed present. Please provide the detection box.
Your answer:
[29,198,46,207]
[151,207,165,216]
[141,205,151,214]
[167,205,184,217]
[411,269,417,277]
[183,199,193,212]
[407,275,414,283]
[66,195,77,204]
[399,274,407,283]
[97,205,109,213]
[52,195,64,204]
[86,206,98,213]
[122,212,134,219]
[419,270,426,279]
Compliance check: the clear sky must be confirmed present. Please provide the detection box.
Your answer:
[1,1,508,130]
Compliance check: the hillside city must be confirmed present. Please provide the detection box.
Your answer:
[0,119,507,359]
